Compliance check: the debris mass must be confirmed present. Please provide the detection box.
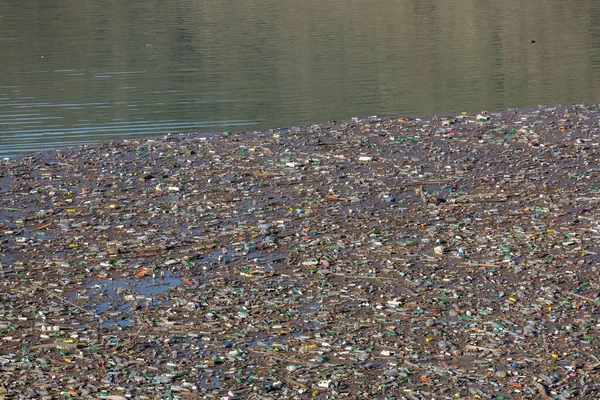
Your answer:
[2,104,600,399]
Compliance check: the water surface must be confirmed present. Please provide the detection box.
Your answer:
[1,0,600,156]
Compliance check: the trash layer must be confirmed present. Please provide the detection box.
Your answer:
[2,105,600,398]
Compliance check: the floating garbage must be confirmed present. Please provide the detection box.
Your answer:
[1,104,600,397]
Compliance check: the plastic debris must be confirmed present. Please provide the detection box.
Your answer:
[1,104,600,398]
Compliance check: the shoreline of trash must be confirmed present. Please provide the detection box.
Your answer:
[2,104,600,398]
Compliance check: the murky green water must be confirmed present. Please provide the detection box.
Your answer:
[1,0,600,156]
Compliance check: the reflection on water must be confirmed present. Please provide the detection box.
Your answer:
[1,0,600,156]
[78,271,181,328]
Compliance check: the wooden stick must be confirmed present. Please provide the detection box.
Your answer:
[569,292,597,303]
[253,171,282,178]
[0,206,23,211]
[33,285,100,321]
[405,180,451,186]
[285,377,308,388]
[36,222,53,230]
[464,344,502,355]
[123,323,153,348]
[31,342,80,350]
[460,262,503,268]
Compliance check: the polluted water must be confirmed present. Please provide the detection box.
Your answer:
[2,104,600,398]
